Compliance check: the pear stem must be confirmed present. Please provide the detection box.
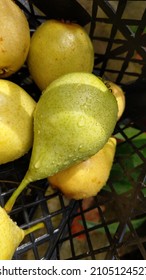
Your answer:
[4,172,31,213]
[24,222,44,236]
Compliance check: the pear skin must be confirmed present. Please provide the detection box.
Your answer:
[27,19,94,90]
[48,137,117,199]
[4,73,118,212]
[0,206,44,260]
[26,73,118,181]
[0,206,24,260]
[0,79,36,164]
[0,0,30,77]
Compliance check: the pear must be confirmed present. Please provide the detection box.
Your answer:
[4,72,118,212]
[48,137,117,199]
[0,206,44,260]
[0,0,30,77]
[0,206,24,260]
[27,19,94,90]
[0,79,36,164]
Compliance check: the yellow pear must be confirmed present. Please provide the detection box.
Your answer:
[105,80,125,120]
[0,206,24,260]
[0,206,44,260]
[48,137,117,199]
[27,19,94,90]
[0,0,30,77]
[0,79,36,164]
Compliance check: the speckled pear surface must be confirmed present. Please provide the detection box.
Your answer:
[26,72,118,181]
[4,72,118,213]
[48,137,117,199]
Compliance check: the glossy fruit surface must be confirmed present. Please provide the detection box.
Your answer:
[0,206,24,260]
[0,0,30,77]
[4,73,118,212]
[27,20,94,90]
[27,72,118,181]
[0,79,36,164]
[48,137,117,199]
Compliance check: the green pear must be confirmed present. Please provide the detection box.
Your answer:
[4,72,118,212]
[0,206,44,260]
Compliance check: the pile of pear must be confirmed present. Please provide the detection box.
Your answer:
[48,78,125,199]
[0,0,126,259]
[0,72,125,260]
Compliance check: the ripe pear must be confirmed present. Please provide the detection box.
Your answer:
[48,137,117,199]
[0,79,36,164]
[27,19,94,90]
[0,206,44,260]
[0,206,24,260]
[104,80,126,120]
[4,72,118,212]
[0,0,30,78]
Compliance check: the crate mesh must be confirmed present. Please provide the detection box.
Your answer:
[0,0,146,260]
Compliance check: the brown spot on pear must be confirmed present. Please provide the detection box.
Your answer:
[105,80,125,120]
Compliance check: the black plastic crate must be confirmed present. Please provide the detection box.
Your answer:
[0,0,146,260]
